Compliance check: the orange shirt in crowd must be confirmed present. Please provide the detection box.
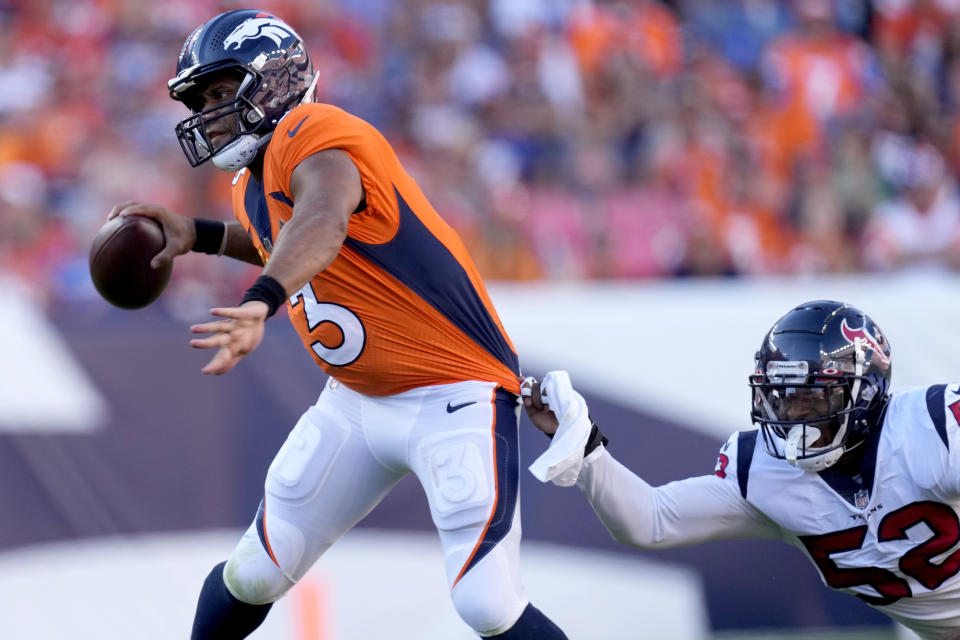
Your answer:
[763,33,872,162]
[569,0,681,76]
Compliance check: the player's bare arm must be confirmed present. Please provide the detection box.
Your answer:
[260,148,363,292]
[189,149,362,376]
[108,201,261,267]
[219,221,263,265]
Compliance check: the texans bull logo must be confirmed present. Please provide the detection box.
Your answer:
[224,17,294,51]
[840,318,891,365]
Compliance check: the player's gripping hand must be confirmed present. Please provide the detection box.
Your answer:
[520,376,560,436]
[108,201,196,270]
[190,301,269,375]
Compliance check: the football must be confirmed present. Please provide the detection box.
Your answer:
[89,215,172,309]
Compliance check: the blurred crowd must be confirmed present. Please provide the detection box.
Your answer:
[2,0,960,314]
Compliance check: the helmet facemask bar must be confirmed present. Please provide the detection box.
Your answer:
[171,70,265,168]
[752,379,854,468]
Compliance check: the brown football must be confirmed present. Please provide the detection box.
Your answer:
[89,215,172,309]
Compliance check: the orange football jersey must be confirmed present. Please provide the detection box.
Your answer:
[230,103,520,396]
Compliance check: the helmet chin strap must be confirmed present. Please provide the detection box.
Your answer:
[212,132,273,172]
[299,71,320,105]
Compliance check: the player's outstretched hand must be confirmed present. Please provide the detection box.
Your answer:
[190,301,269,375]
[520,376,560,436]
[108,201,196,269]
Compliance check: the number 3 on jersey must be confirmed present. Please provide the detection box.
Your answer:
[290,283,366,366]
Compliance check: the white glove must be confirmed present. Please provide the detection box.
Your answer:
[528,370,592,487]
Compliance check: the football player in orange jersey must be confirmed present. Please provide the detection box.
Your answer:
[108,9,567,640]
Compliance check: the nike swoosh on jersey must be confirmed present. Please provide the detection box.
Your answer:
[446,401,476,413]
[287,115,310,137]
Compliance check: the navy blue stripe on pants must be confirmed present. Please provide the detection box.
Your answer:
[455,387,519,584]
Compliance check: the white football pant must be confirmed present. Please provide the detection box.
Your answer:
[221,378,530,636]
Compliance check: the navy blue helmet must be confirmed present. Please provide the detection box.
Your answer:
[168,10,315,170]
[749,300,892,471]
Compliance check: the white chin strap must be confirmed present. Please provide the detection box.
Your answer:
[212,132,272,172]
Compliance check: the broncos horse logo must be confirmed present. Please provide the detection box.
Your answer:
[223,17,294,51]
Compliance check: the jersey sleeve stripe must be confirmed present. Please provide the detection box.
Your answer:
[926,384,949,449]
[737,430,758,499]
[343,188,519,374]
[452,387,520,587]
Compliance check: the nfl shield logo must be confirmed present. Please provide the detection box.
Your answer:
[854,489,869,509]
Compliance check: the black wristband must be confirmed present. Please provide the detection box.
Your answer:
[584,417,609,456]
[545,415,608,456]
[193,218,226,254]
[241,275,287,317]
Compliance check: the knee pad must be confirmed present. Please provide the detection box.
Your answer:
[222,526,295,605]
[449,550,528,636]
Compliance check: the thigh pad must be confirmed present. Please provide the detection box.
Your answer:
[418,429,497,531]
[266,405,349,505]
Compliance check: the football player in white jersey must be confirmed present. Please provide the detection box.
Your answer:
[524,300,960,640]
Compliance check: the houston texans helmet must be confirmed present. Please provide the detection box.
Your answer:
[749,300,892,472]
[168,10,316,171]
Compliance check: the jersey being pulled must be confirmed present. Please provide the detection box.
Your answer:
[230,103,519,396]
[718,384,960,639]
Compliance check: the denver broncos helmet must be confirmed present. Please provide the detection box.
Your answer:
[749,300,892,472]
[168,10,316,171]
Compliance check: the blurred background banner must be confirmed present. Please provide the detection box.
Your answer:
[1,0,958,638]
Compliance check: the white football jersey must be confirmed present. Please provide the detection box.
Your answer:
[722,383,960,638]
[576,383,960,639]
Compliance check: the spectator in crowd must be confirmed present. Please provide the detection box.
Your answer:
[862,142,960,271]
